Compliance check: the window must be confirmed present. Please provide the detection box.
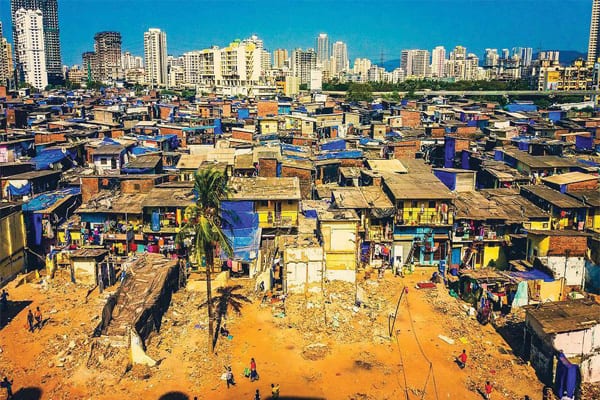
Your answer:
[100,158,108,165]
[411,200,418,208]
[133,184,141,191]
[287,200,294,205]
[260,201,268,207]
[428,201,436,209]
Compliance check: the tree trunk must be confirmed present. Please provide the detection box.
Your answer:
[205,242,214,352]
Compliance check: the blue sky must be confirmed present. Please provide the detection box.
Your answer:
[0,0,592,66]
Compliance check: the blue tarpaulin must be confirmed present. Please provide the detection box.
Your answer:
[315,150,362,161]
[121,167,154,174]
[320,139,346,152]
[30,148,68,170]
[7,182,31,196]
[21,187,80,212]
[151,211,161,232]
[130,146,157,155]
[281,143,309,153]
[507,269,554,282]
[554,353,578,398]
[221,201,260,261]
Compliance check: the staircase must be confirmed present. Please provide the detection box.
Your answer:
[404,241,419,266]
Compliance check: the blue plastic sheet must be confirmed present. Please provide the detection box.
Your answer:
[7,182,31,196]
[320,139,346,152]
[30,148,68,170]
[151,211,161,232]
[554,353,578,398]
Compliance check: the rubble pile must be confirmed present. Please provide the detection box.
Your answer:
[278,279,398,344]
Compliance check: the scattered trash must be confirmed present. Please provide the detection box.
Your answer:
[438,334,455,345]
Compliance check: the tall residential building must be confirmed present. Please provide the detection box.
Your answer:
[292,48,317,85]
[14,8,47,89]
[332,41,349,74]
[353,58,371,80]
[401,49,430,77]
[588,0,600,63]
[316,33,329,64]
[81,51,97,82]
[122,51,143,70]
[513,47,533,67]
[484,49,500,67]
[0,22,15,87]
[94,31,122,82]
[273,49,288,69]
[431,46,446,78]
[144,28,168,87]
[10,0,62,84]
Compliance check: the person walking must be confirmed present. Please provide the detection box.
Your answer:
[484,381,493,400]
[34,306,42,330]
[456,349,467,369]
[250,357,258,381]
[226,367,235,388]
[254,389,260,400]
[271,383,280,399]
[27,309,35,333]
[0,376,13,399]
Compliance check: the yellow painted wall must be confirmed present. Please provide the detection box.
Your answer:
[256,200,299,227]
[482,244,504,268]
[400,201,453,225]
[326,253,356,271]
[0,211,26,283]
[259,120,278,134]
[528,235,550,260]
[524,219,551,231]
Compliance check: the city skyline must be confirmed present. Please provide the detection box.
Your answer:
[0,0,592,66]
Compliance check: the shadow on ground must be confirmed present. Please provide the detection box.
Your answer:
[12,387,42,400]
[158,392,189,400]
[0,300,33,330]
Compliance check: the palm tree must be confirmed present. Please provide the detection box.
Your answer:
[178,168,232,352]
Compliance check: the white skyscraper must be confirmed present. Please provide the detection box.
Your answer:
[353,58,371,80]
[144,28,168,87]
[316,33,329,64]
[292,48,317,84]
[401,49,430,77]
[332,41,349,73]
[14,8,47,89]
[431,46,446,78]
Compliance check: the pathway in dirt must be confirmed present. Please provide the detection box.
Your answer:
[0,271,544,399]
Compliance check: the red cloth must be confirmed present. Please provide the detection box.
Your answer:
[459,353,467,363]
[250,360,256,371]
[485,384,492,394]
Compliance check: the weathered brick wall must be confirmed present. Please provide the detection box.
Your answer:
[548,235,588,257]
[280,166,312,199]
[232,129,253,142]
[81,177,100,203]
[400,110,421,128]
[121,179,155,194]
[392,140,421,158]
[566,180,598,192]
[257,101,278,117]
[258,158,277,177]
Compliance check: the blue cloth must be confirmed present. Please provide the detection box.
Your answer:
[151,211,161,232]
[30,148,68,170]
[554,353,578,398]
[7,182,31,196]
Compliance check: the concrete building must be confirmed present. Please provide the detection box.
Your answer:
[10,0,62,84]
[292,48,316,85]
[144,28,168,87]
[93,31,122,82]
[122,51,143,70]
[401,49,430,78]
[353,58,371,81]
[316,33,329,65]
[332,41,349,74]
[0,23,14,88]
[431,46,446,78]
[310,69,322,91]
[484,48,500,67]
[14,8,47,90]
[524,299,600,390]
[588,0,600,63]
[534,59,595,91]
[273,48,288,69]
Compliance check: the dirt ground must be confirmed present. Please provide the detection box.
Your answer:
[0,268,556,399]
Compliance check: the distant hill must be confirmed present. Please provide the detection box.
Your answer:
[378,50,587,72]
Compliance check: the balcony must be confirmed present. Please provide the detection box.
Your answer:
[258,211,298,228]
[142,224,181,234]
[395,210,453,226]
[367,226,393,242]
[451,231,502,243]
